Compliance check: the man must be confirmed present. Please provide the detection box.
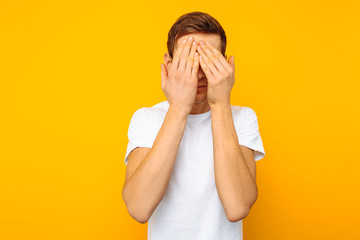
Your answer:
[122,11,265,240]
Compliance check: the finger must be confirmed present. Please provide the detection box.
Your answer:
[197,45,218,76]
[199,41,227,74]
[206,41,233,73]
[199,54,214,80]
[191,52,200,78]
[178,36,194,72]
[171,38,187,70]
[185,40,197,75]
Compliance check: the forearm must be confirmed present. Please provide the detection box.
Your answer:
[123,107,187,222]
[211,103,258,221]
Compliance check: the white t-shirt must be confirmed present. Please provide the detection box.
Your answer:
[124,100,265,240]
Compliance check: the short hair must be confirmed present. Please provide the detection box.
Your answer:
[167,11,227,59]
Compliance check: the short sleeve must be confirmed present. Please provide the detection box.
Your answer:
[124,108,155,165]
[234,107,265,161]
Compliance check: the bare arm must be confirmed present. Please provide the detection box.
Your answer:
[122,107,187,223]
[196,41,258,222]
[211,104,258,222]
[122,35,200,223]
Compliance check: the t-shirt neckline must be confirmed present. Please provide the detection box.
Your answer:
[164,101,211,120]
[187,110,211,120]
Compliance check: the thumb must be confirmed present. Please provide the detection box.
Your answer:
[160,63,168,90]
[228,55,235,71]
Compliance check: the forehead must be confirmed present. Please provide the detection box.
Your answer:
[175,33,221,51]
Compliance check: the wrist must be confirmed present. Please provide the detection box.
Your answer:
[168,105,189,120]
[209,101,231,111]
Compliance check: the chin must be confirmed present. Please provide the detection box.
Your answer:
[194,94,207,104]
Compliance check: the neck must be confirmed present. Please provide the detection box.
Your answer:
[189,99,210,114]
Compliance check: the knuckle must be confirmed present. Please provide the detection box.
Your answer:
[221,70,229,77]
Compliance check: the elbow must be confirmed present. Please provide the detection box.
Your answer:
[227,191,258,222]
[227,206,251,222]
[124,201,150,224]
[122,186,150,224]
[128,207,150,224]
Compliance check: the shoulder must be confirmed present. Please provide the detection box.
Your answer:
[231,105,257,122]
[130,101,169,126]
[149,100,170,117]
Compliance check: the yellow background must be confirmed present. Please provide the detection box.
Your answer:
[1,1,359,239]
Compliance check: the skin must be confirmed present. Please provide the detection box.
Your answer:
[123,33,258,223]
[163,33,226,114]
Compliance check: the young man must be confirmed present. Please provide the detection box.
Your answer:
[122,11,265,240]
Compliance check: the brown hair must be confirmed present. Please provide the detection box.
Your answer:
[167,11,227,59]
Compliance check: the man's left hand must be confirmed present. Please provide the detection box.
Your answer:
[196,41,235,107]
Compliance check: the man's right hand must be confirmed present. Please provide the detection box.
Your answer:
[160,36,200,116]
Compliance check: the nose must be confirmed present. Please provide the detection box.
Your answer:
[197,66,206,81]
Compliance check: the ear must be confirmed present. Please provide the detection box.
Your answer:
[163,52,172,70]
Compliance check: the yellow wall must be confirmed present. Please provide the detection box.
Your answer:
[1,1,359,239]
